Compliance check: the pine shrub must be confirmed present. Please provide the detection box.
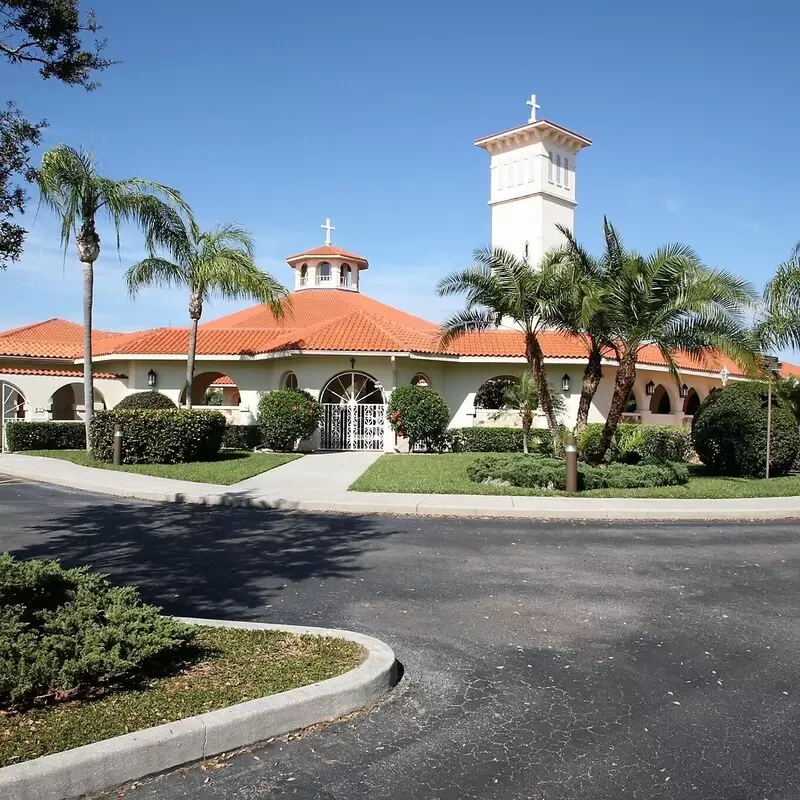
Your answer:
[257,389,322,451]
[0,554,193,709]
[5,421,85,451]
[114,391,177,410]
[90,409,226,464]
[692,381,800,477]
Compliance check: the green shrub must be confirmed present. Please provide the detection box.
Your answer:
[257,389,322,452]
[114,391,176,410]
[5,421,85,452]
[579,423,693,463]
[90,409,226,464]
[467,454,689,491]
[449,426,554,455]
[692,381,800,477]
[388,385,451,452]
[0,554,193,708]
[222,424,262,450]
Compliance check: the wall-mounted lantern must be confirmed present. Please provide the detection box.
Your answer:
[147,369,157,388]
[645,380,655,396]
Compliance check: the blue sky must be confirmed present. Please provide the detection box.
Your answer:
[5,0,800,350]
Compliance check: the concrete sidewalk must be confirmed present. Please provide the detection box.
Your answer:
[1,452,799,520]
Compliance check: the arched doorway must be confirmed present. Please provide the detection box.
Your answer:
[650,384,672,415]
[684,388,701,416]
[319,371,385,450]
[1,380,27,452]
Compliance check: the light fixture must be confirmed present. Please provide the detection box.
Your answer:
[561,373,571,392]
[719,366,730,387]
[645,380,655,396]
[147,369,157,388]
[680,384,689,398]
[350,358,356,371]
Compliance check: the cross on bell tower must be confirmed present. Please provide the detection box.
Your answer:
[321,217,335,246]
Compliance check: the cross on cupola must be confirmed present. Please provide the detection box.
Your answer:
[526,93,541,123]
[321,217,335,245]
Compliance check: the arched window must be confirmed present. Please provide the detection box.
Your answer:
[282,372,298,390]
[318,262,332,284]
[340,264,352,287]
[411,373,430,388]
[300,264,308,285]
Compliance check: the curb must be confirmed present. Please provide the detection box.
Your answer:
[0,618,398,800]
[2,455,800,520]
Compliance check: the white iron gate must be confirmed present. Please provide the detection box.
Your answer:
[320,403,385,451]
[1,382,27,452]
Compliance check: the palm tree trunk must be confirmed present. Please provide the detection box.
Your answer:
[521,410,532,455]
[592,354,637,465]
[526,334,558,440]
[184,289,202,409]
[575,348,603,434]
[76,221,100,453]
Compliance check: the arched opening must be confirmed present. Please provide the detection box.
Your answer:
[318,262,332,285]
[182,372,240,408]
[340,264,352,287]
[411,372,430,388]
[50,383,77,420]
[474,375,519,410]
[299,264,308,286]
[625,390,638,412]
[319,371,385,451]
[650,384,672,414]
[684,388,701,416]
[281,371,299,390]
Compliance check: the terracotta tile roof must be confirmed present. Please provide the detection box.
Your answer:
[0,367,125,379]
[0,318,130,358]
[781,362,800,378]
[209,375,235,385]
[286,244,368,266]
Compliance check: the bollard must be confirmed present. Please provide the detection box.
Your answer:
[565,433,578,493]
[113,423,123,466]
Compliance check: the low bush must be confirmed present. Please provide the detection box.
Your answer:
[114,391,176,410]
[692,381,800,477]
[388,385,451,451]
[257,389,322,451]
[90,409,226,464]
[5,421,84,452]
[449,427,554,455]
[467,454,689,491]
[222,424,262,450]
[579,423,693,464]
[0,553,192,709]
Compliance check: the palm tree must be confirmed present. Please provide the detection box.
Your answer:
[500,371,568,454]
[125,221,287,408]
[541,224,618,434]
[437,247,566,440]
[37,145,188,450]
[591,220,758,463]
[757,256,800,353]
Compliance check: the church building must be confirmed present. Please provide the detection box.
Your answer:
[0,96,774,452]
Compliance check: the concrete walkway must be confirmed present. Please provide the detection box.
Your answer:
[1,452,799,520]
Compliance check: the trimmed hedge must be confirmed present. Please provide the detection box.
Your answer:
[257,389,322,452]
[449,426,554,455]
[114,391,176,410]
[4,421,85,452]
[90,409,226,464]
[579,423,693,464]
[467,454,689,491]
[692,382,800,477]
[222,424,262,450]
[388,385,451,452]
[0,553,192,708]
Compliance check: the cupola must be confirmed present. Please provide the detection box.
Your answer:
[286,218,369,292]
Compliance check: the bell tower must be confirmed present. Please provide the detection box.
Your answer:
[475,94,591,265]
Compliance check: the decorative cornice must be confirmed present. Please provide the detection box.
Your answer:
[475,119,591,155]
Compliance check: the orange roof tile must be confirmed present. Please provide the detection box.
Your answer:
[0,318,129,358]
[0,367,125,379]
[286,244,368,266]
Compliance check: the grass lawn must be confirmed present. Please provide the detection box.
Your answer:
[349,453,800,499]
[20,449,300,485]
[0,626,364,767]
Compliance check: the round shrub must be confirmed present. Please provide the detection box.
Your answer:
[467,454,689,491]
[388,385,451,452]
[0,553,193,708]
[115,391,176,410]
[257,389,322,451]
[91,409,226,464]
[692,382,800,477]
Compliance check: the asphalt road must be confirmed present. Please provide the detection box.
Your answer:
[1,479,800,799]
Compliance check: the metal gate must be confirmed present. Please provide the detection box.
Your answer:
[1,382,27,452]
[320,403,385,451]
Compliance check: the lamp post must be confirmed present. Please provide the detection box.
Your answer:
[719,366,730,387]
